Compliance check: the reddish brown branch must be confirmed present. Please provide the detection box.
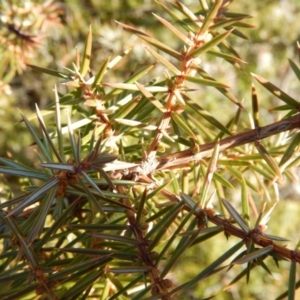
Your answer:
[156,114,300,170]
[208,213,300,263]
[130,180,300,266]
[117,186,172,299]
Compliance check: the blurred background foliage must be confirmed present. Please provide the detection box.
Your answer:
[1,0,299,158]
[0,0,300,299]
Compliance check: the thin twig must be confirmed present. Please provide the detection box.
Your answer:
[156,114,300,170]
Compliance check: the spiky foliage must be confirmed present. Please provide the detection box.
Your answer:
[0,1,300,299]
[0,0,63,74]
